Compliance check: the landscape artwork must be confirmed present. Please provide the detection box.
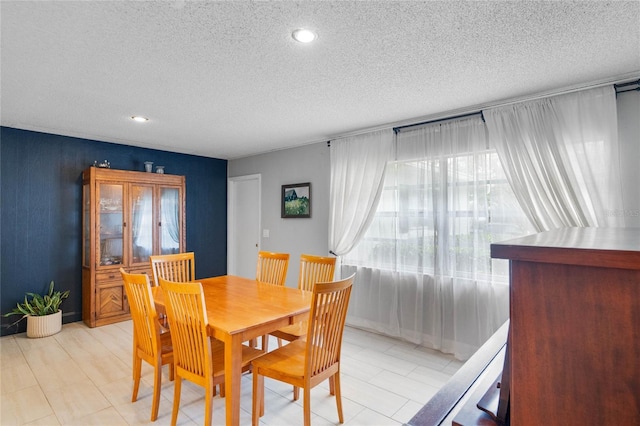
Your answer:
[281,182,311,218]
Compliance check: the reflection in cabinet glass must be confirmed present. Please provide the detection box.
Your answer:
[132,185,153,264]
[160,187,181,254]
[99,183,124,266]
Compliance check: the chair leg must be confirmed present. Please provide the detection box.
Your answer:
[333,373,344,424]
[168,362,175,381]
[329,375,335,395]
[151,360,162,421]
[252,370,264,426]
[303,386,311,426]
[171,376,182,426]
[277,337,283,348]
[289,338,299,400]
[204,382,213,426]
[259,377,264,417]
[132,355,142,402]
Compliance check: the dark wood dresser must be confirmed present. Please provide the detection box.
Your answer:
[408,227,640,425]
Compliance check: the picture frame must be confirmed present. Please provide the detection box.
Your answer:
[281,182,311,218]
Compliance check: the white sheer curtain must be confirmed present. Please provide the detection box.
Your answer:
[342,117,534,360]
[484,85,625,231]
[328,129,395,256]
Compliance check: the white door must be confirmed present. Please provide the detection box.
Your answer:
[228,174,261,278]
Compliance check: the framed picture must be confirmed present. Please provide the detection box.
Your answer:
[281,182,311,218]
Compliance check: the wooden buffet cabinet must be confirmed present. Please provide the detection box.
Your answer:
[409,227,640,425]
[82,167,185,327]
[492,227,640,425]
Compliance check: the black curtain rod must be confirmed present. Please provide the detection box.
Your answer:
[616,87,640,94]
[334,81,636,141]
[614,79,640,89]
[614,79,639,94]
[393,110,484,134]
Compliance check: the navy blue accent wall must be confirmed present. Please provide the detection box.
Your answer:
[1,126,228,335]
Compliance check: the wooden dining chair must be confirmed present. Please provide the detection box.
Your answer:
[253,251,290,348]
[150,252,195,287]
[255,251,290,285]
[270,254,337,348]
[120,268,174,422]
[252,273,355,426]
[150,252,195,328]
[159,277,263,426]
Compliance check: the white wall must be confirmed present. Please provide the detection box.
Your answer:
[617,90,640,227]
[228,142,330,287]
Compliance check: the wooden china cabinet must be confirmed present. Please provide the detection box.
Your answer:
[82,167,186,327]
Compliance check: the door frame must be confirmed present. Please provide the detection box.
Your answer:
[227,174,261,275]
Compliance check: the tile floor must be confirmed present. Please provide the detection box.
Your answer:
[0,320,463,425]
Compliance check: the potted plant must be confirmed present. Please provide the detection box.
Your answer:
[3,281,70,338]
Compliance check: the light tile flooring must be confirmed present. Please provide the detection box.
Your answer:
[0,320,463,425]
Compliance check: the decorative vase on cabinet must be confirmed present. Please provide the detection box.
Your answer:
[82,166,186,327]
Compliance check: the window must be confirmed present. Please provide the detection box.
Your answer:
[343,149,533,282]
[337,118,535,359]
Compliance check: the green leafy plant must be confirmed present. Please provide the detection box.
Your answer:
[3,281,70,319]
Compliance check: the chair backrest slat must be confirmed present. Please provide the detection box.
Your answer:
[305,274,354,378]
[150,252,195,286]
[256,251,290,286]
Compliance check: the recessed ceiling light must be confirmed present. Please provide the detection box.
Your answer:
[131,116,149,123]
[292,28,317,43]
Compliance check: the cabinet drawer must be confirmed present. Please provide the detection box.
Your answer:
[96,271,121,282]
[128,267,151,276]
[96,268,150,282]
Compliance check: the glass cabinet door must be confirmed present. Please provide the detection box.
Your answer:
[159,187,181,255]
[131,185,154,264]
[98,183,124,266]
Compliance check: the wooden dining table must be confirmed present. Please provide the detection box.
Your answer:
[152,274,312,426]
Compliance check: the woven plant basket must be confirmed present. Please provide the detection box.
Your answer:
[26,310,62,338]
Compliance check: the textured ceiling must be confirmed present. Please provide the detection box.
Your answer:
[1,1,639,160]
